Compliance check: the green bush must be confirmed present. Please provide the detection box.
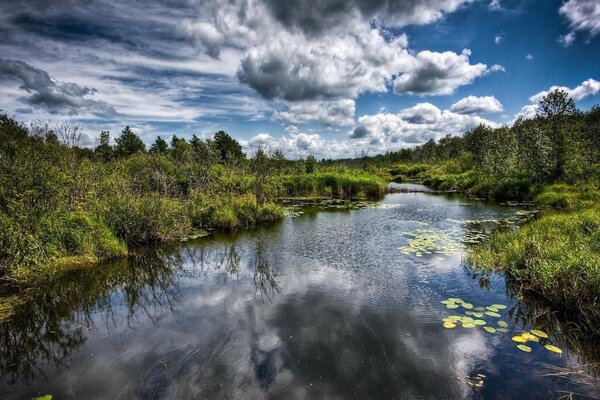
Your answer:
[101,193,191,244]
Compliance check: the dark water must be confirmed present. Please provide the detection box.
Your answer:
[1,187,599,399]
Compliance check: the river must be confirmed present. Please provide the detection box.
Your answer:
[1,185,598,399]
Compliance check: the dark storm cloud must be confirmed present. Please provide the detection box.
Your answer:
[0,59,115,115]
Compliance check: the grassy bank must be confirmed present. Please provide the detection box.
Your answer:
[468,184,600,333]
[0,114,386,284]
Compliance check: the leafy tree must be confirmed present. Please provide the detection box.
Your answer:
[213,131,245,164]
[115,126,145,157]
[95,131,113,162]
[537,89,579,179]
[538,89,577,118]
[149,136,168,154]
[305,155,317,174]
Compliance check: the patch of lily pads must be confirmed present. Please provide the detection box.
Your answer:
[441,296,563,356]
[512,330,563,355]
[441,297,508,330]
[466,373,486,389]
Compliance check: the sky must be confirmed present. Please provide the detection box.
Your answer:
[0,0,599,159]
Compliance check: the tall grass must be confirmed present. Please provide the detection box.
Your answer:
[279,172,386,198]
[468,185,600,332]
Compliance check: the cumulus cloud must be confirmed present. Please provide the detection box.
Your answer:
[494,33,504,44]
[237,29,410,101]
[273,99,355,126]
[529,78,600,103]
[352,102,496,147]
[392,49,489,96]
[450,95,503,114]
[0,59,115,115]
[514,104,538,120]
[559,0,600,41]
[262,0,475,36]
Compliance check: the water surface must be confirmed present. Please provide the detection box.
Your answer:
[1,187,598,399]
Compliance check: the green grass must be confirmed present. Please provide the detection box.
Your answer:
[468,185,600,332]
[279,172,386,198]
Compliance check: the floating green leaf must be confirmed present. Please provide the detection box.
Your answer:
[497,321,508,328]
[531,329,549,339]
[484,326,496,333]
[486,306,499,312]
[512,335,527,343]
[497,328,509,333]
[443,321,457,329]
[447,304,459,309]
[521,333,539,342]
[462,303,474,309]
[485,311,501,318]
[544,344,562,354]
[473,319,486,326]
[462,323,476,328]
[491,304,507,310]
[32,396,52,400]
[517,344,532,352]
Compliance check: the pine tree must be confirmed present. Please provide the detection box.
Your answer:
[115,126,145,157]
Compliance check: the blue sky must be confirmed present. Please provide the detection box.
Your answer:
[0,0,599,158]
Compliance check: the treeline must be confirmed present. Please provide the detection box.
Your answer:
[0,115,385,281]
[380,90,600,197]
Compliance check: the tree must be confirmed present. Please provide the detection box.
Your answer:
[251,147,273,207]
[95,131,113,162]
[305,155,317,174]
[537,89,579,179]
[213,131,245,164]
[538,89,577,118]
[115,126,145,157]
[149,136,168,154]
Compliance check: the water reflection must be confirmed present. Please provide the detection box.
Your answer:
[0,189,598,399]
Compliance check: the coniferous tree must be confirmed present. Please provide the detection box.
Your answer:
[149,136,168,154]
[115,126,145,157]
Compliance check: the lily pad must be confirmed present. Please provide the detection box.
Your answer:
[521,333,539,342]
[517,344,532,352]
[531,329,549,339]
[473,319,487,326]
[497,328,509,333]
[544,344,562,354]
[485,311,501,318]
[491,304,507,310]
[472,312,484,318]
[462,323,476,328]
[32,396,52,400]
[486,306,499,312]
[484,327,496,333]
[462,303,474,309]
[512,335,527,343]
[446,304,459,309]
[443,321,457,329]
[497,321,509,328]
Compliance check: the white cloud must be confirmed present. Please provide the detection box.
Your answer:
[525,53,533,60]
[273,100,355,126]
[352,102,497,147]
[393,49,489,96]
[494,33,504,44]
[450,95,504,114]
[489,0,502,11]
[559,0,600,37]
[529,78,600,103]
[237,29,411,101]
[558,31,576,46]
[514,104,538,121]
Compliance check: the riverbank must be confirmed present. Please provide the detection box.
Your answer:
[467,184,600,334]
